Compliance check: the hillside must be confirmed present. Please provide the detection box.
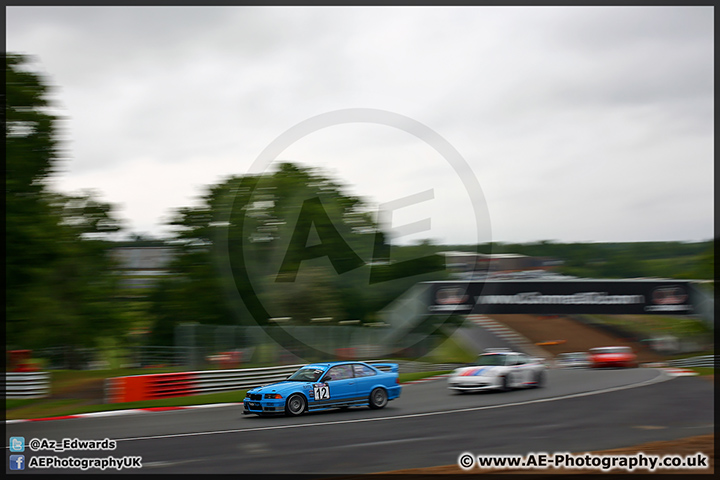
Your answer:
[486,314,666,363]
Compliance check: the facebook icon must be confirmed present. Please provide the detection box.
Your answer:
[9,454,25,470]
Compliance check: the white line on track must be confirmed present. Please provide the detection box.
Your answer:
[113,369,674,444]
[336,436,441,449]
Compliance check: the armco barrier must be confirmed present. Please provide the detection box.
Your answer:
[5,371,51,399]
[104,360,459,403]
[105,364,304,403]
[668,355,716,369]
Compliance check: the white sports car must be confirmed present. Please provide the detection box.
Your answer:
[447,349,546,393]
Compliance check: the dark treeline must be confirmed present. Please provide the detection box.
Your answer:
[450,240,713,280]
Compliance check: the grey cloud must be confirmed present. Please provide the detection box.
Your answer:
[6,6,713,243]
[545,7,712,52]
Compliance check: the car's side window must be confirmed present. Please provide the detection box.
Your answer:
[516,354,528,365]
[352,364,377,377]
[325,365,354,381]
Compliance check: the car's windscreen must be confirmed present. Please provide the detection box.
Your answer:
[471,354,506,366]
[287,368,324,382]
[590,347,630,354]
[564,353,587,359]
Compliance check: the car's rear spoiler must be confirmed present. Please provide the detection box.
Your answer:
[369,363,399,373]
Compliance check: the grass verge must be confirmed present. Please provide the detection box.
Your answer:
[589,314,712,339]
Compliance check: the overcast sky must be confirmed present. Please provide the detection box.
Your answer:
[6,6,714,245]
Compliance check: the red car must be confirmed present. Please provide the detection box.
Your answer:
[588,346,637,368]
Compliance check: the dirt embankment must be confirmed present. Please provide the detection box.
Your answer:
[488,314,665,363]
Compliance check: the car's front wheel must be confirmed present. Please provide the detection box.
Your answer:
[369,387,388,409]
[285,394,306,416]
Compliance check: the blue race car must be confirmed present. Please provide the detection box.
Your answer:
[243,361,401,416]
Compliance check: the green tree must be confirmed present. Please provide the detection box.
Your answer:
[6,54,63,339]
[6,54,128,364]
[145,178,249,345]
[150,162,450,340]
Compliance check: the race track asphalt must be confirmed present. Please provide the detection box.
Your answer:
[5,367,714,474]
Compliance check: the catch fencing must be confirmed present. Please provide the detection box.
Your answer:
[5,372,51,399]
[174,323,440,369]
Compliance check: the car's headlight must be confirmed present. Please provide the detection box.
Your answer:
[264,393,283,399]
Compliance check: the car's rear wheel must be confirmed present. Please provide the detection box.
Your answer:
[533,371,545,388]
[285,394,306,416]
[369,387,388,409]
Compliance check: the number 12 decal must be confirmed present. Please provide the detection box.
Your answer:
[314,384,330,400]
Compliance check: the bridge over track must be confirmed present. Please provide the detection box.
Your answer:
[379,279,713,355]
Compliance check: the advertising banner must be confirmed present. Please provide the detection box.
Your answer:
[428,280,695,316]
